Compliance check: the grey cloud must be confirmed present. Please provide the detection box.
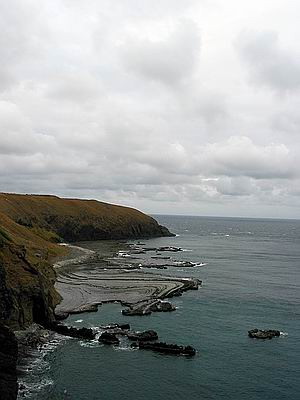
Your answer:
[235,30,300,93]
[121,20,200,86]
[203,136,294,179]
[0,1,299,218]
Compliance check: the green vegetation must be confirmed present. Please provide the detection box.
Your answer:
[30,226,62,243]
[0,227,12,247]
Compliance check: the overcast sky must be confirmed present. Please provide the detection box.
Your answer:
[1,0,300,218]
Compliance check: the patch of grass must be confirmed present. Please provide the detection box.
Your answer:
[0,227,12,246]
[30,226,62,243]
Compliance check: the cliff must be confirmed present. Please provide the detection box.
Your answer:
[0,193,173,330]
[0,211,62,330]
[0,193,172,241]
[0,324,18,400]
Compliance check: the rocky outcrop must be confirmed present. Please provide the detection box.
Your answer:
[0,241,60,330]
[122,299,176,316]
[99,332,120,345]
[248,329,281,339]
[127,330,158,341]
[0,324,18,400]
[131,341,196,356]
[48,323,95,340]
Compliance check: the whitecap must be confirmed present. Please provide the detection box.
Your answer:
[74,319,83,323]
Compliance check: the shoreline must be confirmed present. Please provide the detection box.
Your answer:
[53,240,201,318]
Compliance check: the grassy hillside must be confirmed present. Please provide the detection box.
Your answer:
[0,193,172,241]
[0,193,172,329]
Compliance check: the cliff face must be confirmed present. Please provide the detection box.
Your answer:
[0,324,18,400]
[0,193,173,331]
[0,212,61,330]
[0,193,173,241]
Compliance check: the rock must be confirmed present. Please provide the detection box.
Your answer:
[99,332,119,345]
[132,341,196,356]
[152,301,176,312]
[0,324,18,400]
[248,329,281,339]
[118,323,130,330]
[54,311,69,320]
[122,307,151,316]
[157,246,183,252]
[49,323,95,340]
[15,323,52,357]
[127,330,158,341]
[99,323,131,335]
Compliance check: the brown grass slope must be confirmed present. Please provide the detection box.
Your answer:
[0,193,173,329]
[0,193,173,241]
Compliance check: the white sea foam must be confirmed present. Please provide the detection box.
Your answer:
[74,319,83,323]
[17,333,67,399]
[280,331,288,336]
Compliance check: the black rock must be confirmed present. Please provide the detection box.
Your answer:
[49,323,95,340]
[248,329,281,339]
[133,341,196,356]
[99,332,119,345]
[127,330,158,341]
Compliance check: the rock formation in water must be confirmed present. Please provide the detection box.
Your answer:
[248,329,281,339]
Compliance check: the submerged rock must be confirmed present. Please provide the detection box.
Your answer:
[248,329,281,339]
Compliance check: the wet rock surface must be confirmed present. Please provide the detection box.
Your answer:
[99,332,120,345]
[122,299,176,316]
[248,329,281,339]
[48,323,95,340]
[131,341,196,356]
[127,330,158,341]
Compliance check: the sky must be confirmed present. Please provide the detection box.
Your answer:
[0,0,300,219]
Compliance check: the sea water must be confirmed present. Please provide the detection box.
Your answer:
[20,216,300,400]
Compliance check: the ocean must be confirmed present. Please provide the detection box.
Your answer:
[19,215,300,400]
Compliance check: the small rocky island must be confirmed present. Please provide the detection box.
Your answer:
[248,329,281,339]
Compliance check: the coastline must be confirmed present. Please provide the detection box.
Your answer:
[53,240,201,318]
[16,237,202,398]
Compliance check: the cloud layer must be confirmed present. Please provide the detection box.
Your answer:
[0,0,300,218]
